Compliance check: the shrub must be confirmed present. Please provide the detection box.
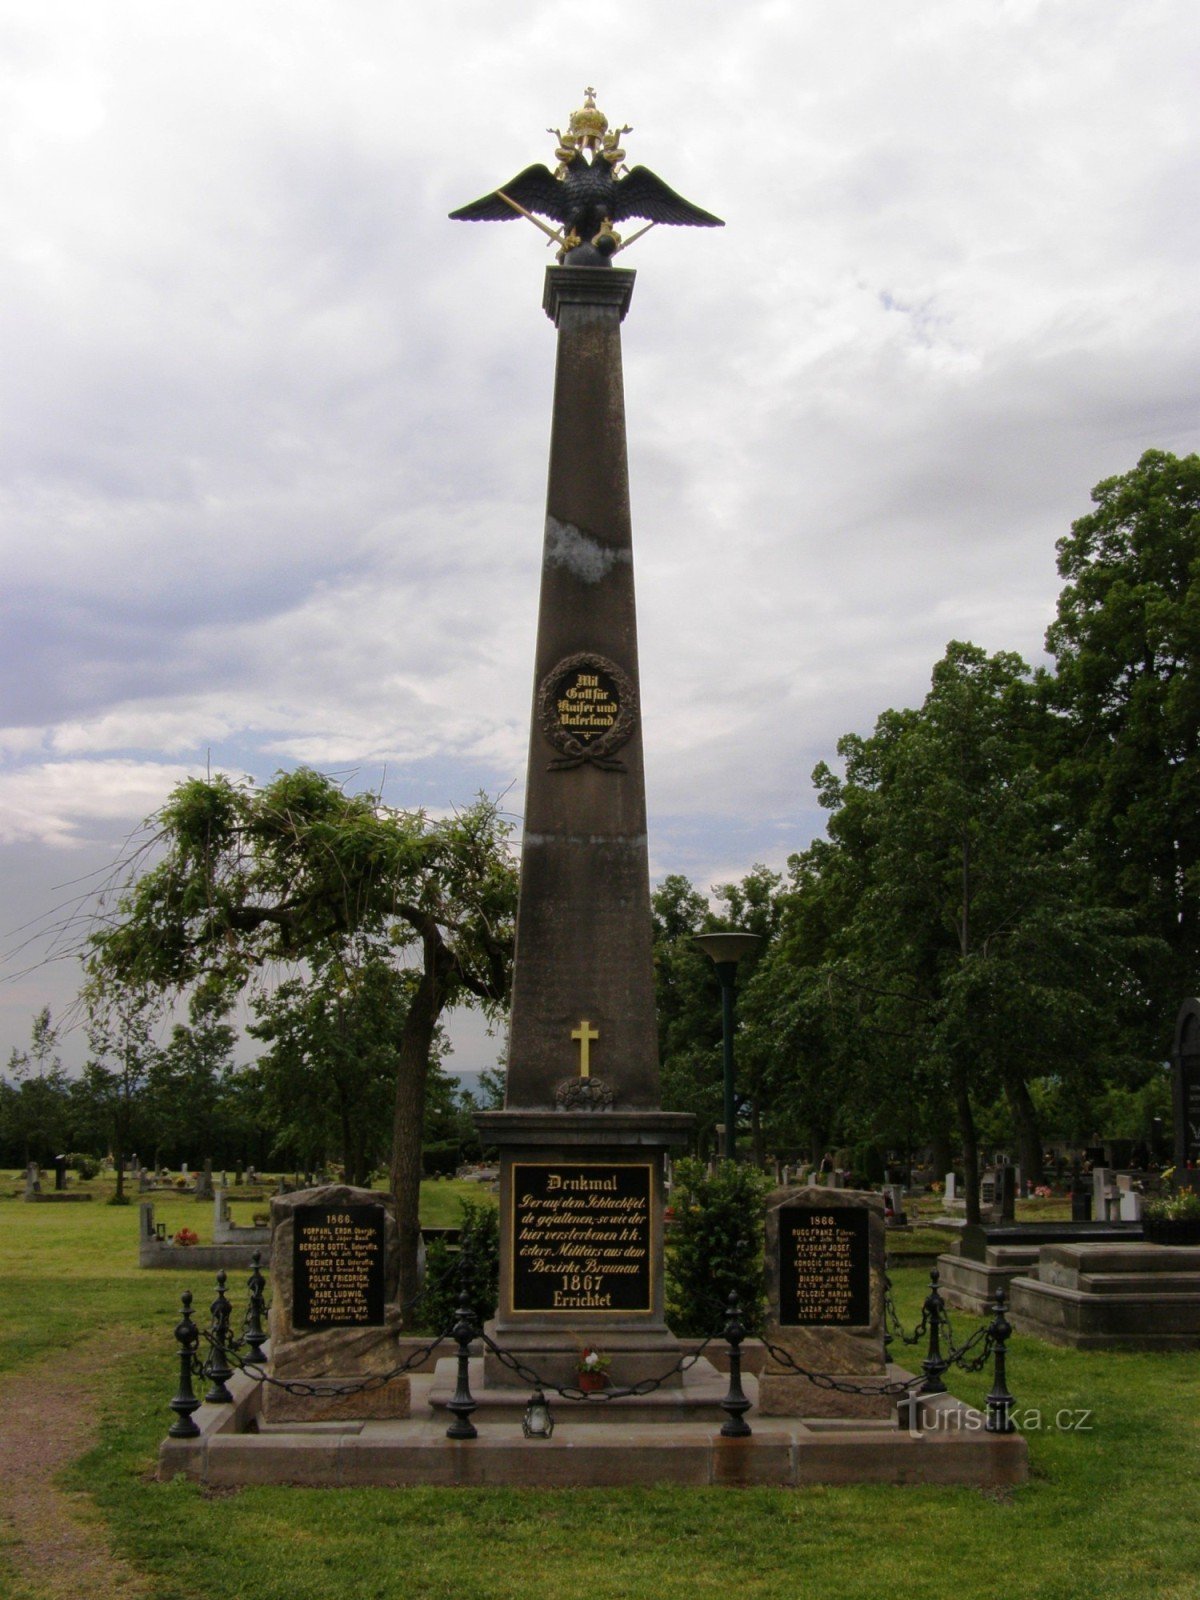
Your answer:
[67,1152,100,1180]
[665,1158,770,1337]
[419,1196,500,1334]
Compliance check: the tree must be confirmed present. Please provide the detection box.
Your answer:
[769,642,1150,1219]
[1046,448,1200,1040]
[86,769,516,1317]
[248,947,421,1184]
[1,1007,70,1167]
[144,981,237,1170]
[80,989,160,1200]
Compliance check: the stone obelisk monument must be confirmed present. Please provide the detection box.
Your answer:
[453,90,722,1386]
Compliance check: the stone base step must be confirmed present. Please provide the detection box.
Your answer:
[427,1356,734,1425]
[160,1365,1029,1489]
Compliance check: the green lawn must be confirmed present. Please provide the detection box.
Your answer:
[1,1177,1198,1600]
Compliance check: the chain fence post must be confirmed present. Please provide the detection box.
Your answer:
[203,1268,234,1405]
[882,1267,895,1363]
[920,1266,949,1395]
[719,1290,753,1437]
[168,1289,202,1438]
[445,1289,478,1440]
[244,1251,268,1361]
[984,1286,1016,1433]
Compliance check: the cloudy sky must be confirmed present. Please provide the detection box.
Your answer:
[2,0,1197,1072]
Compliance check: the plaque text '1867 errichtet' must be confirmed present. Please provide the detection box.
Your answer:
[511,1163,652,1314]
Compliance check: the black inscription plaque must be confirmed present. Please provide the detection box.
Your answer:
[511,1162,652,1314]
[293,1204,386,1331]
[536,651,638,771]
[777,1206,871,1327]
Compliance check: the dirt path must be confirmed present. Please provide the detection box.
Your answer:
[0,1337,153,1600]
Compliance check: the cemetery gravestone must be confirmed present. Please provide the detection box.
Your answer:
[54,1155,67,1192]
[757,1188,892,1419]
[1000,1165,1016,1223]
[24,1163,40,1198]
[195,1159,214,1202]
[264,1184,409,1422]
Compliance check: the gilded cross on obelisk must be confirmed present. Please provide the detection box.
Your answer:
[571,1019,599,1078]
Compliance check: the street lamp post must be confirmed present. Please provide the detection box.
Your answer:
[692,932,762,1161]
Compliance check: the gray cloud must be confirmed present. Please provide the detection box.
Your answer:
[2,1,1198,1069]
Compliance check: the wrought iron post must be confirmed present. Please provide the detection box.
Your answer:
[203,1268,234,1405]
[882,1267,894,1363]
[985,1286,1016,1434]
[445,1289,478,1440]
[920,1266,948,1395]
[168,1289,202,1438]
[719,1291,752,1438]
[244,1251,268,1361]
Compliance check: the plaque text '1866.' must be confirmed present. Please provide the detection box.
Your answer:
[777,1207,871,1327]
[292,1205,386,1331]
[511,1163,652,1313]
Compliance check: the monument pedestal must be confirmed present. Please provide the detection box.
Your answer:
[478,1112,693,1388]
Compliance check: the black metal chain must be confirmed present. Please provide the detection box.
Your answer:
[759,1338,927,1397]
[948,1325,995,1374]
[883,1275,992,1373]
[478,1327,719,1402]
[194,1327,452,1398]
[884,1285,929,1347]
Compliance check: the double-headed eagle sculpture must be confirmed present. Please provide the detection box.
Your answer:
[450,88,723,263]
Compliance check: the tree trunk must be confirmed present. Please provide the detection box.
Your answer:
[338,1092,363,1187]
[1004,1072,1044,1188]
[951,1063,980,1225]
[113,1114,125,1202]
[750,1098,765,1168]
[809,1122,829,1167]
[389,956,446,1327]
[929,1124,954,1183]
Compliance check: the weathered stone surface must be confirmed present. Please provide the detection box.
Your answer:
[262,1378,410,1424]
[491,265,658,1116]
[758,1187,891,1420]
[1007,1239,1200,1348]
[473,265,691,1393]
[264,1184,405,1422]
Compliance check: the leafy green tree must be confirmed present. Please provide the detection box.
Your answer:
[144,981,238,1169]
[86,769,516,1317]
[248,948,424,1183]
[767,643,1150,1219]
[80,989,160,1201]
[1046,448,1200,1039]
[652,869,784,1159]
[1,1007,71,1167]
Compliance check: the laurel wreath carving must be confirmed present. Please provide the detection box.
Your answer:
[537,651,638,772]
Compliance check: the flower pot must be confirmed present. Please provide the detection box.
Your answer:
[578,1371,608,1392]
[1143,1216,1200,1246]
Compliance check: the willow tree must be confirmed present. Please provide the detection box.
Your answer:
[86,768,517,1317]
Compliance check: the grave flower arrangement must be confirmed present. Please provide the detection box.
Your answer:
[173,1227,199,1247]
[1142,1168,1200,1243]
[576,1346,611,1389]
